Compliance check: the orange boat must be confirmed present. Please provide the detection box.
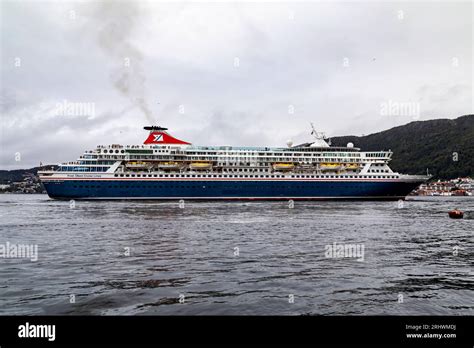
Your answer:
[448,209,464,219]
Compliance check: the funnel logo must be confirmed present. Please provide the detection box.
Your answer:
[143,130,191,145]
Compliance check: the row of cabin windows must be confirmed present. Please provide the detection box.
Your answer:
[100,149,369,157]
[184,152,363,157]
[101,149,170,154]
[103,150,125,154]
[73,184,384,189]
[60,166,109,172]
[114,173,396,179]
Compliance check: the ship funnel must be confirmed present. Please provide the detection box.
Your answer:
[143,126,191,145]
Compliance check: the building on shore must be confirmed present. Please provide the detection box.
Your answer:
[414,177,473,196]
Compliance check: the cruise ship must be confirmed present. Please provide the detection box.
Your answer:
[38,125,429,200]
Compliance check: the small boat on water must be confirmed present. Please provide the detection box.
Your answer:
[448,209,464,219]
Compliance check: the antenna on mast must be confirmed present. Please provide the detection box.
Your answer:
[309,122,330,148]
[310,123,327,139]
[310,122,317,135]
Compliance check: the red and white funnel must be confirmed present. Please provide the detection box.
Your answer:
[143,126,191,145]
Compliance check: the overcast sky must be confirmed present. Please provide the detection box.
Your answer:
[1,0,472,169]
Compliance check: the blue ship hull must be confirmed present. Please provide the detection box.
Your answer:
[42,179,422,200]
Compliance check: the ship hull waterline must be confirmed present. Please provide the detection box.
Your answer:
[42,179,423,201]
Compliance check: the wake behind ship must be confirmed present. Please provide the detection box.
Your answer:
[38,126,429,200]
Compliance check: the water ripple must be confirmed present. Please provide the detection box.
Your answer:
[0,195,472,315]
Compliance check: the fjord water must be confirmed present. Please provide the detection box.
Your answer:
[0,194,472,315]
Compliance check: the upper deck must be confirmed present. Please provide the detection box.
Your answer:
[41,126,395,176]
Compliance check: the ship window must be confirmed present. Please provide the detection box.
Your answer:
[192,175,196,177]
[131,174,135,177]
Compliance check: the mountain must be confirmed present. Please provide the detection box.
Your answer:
[0,167,43,184]
[331,114,474,179]
[0,166,57,187]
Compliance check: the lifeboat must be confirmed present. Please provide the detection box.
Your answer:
[125,161,149,168]
[345,163,360,170]
[319,163,342,171]
[272,163,295,171]
[157,161,180,170]
[448,209,464,219]
[189,162,212,170]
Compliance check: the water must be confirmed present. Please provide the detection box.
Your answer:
[0,194,472,315]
